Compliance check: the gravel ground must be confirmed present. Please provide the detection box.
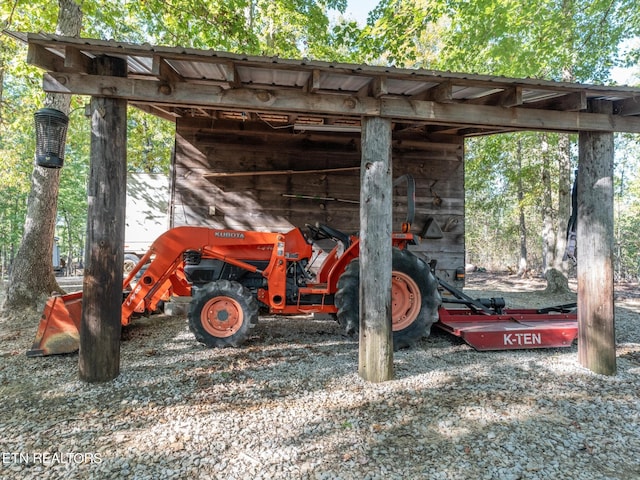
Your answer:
[1,272,639,480]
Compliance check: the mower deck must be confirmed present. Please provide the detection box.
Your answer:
[436,307,578,351]
[435,277,578,351]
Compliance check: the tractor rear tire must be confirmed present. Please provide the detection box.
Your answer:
[335,248,441,349]
[189,280,259,348]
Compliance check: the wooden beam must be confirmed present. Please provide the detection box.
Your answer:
[43,71,372,113]
[218,61,239,87]
[525,91,587,111]
[380,97,640,134]
[499,86,523,107]
[372,76,388,99]
[355,78,373,98]
[423,81,453,103]
[64,46,92,73]
[152,55,184,84]
[306,69,321,93]
[27,43,65,72]
[359,116,394,383]
[203,166,359,178]
[131,102,178,121]
[42,72,640,133]
[614,96,640,116]
[577,99,616,376]
[465,86,523,107]
[79,55,128,383]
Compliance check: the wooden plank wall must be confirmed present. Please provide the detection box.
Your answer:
[173,118,465,282]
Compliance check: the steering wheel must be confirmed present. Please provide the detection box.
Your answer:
[306,223,351,247]
[306,223,329,241]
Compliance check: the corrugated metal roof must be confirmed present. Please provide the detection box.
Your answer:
[9,31,640,136]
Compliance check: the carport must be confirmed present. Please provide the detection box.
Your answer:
[13,32,640,381]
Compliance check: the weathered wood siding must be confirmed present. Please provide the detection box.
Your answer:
[173,118,465,282]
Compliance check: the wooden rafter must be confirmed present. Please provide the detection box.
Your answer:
[203,166,359,178]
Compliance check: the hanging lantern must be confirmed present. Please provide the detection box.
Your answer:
[34,108,69,168]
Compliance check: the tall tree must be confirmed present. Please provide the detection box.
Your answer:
[540,133,555,274]
[515,138,528,277]
[2,0,82,313]
[545,133,574,292]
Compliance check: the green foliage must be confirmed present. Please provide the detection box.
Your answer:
[465,133,553,270]
[85,0,258,51]
[351,0,639,275]
[251,0,344,58]
[0,34,43,272]
[352,0,638,82]
[127,111,173,173]
[613,134,640,280]
[359,0,446,67]
[79,0,347,59]
[1,1,58,33]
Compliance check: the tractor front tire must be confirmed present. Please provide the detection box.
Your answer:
[189,280,259,348]
[335,248,441,349]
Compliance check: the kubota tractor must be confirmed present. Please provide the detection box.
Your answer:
[29,175,444,355]
[29,221,441,356]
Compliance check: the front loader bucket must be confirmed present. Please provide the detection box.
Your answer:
[27,291,83,357]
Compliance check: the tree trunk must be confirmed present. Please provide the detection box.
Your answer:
[516,139,528,276]
[545,67,576,292]
[0,43,4,124]
[540,134,554,275]
[65,210,73,276]
[1,0,82,314]
[543,133,572,294]
[2,167,62,312]
[545,134,572,293]
[554,134,572,274]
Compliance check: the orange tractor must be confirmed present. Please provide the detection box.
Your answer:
[28,222,441,356]
[28,177,578,357]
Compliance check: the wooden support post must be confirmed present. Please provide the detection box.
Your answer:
[577,99,616,375]
[358,116,393,382]
[79,55,128,382]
